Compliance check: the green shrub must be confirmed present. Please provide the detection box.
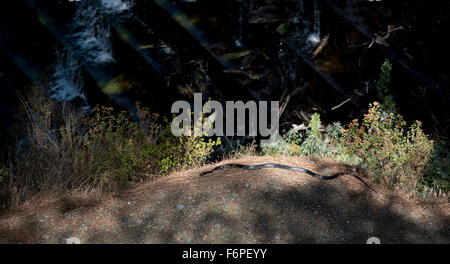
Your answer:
[261,134,290,156]
[300,113,321,155]
[420,141,450,196]
[156,115,221,174]
[260,103,448,196]
[84,106,221,182]
[300,113,332,156]
[83,106,160,186]
[342,102,434,191]
[376,59,396,113]
[285,127,303,146]
[158,134,221,174]
[261,113,343,158]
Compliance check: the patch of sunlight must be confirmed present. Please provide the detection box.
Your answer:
[101,74,134,95]
[140,44,155,50]
[222,50,251,60]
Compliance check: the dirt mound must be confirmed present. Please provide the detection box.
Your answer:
[0,156,448,243]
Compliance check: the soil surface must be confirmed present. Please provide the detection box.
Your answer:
[0,156,449,244]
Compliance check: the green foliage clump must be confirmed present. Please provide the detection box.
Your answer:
[262,113,343,158]
[300,113,325,155]
[83,106,160,186]
[158,124,221,174]
[299,114,343,158]
[376,59,396,113]
[342,102,436,191]
[261,134,290,156]
[261,104,448,196]
[84,106,221,183]
[419,141,450,196]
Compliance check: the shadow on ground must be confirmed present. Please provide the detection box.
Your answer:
[1,157,448,244]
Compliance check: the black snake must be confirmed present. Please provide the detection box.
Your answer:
[200,163,374,191]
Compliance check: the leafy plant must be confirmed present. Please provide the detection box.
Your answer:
[261,103,448,196]
[262,113,343,158]
[261,134,290,156]
[342,102,435,191]
[83,106,156,186]
[84,105,221,182]
[419,140,450,196]
[376,59,396,113]
[300,113,325,155]
[157,114,221,174]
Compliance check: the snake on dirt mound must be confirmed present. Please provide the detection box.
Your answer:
[200,163,374,191]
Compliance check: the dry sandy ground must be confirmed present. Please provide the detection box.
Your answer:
[0,156,449,244]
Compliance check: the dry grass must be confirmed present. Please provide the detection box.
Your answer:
[0,83,229,212]
[0,83,94,209]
